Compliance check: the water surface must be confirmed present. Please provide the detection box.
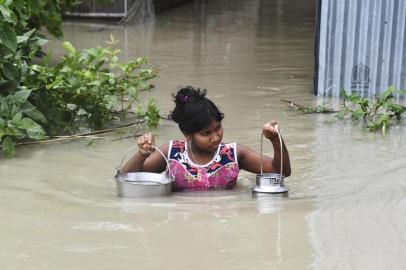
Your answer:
[1,0,405,269]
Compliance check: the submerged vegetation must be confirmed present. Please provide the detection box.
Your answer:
[284,86,406,133]
[0,0,161,157]
[337,86,406,132]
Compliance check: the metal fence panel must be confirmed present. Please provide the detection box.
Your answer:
[66,0,134,17]
[316,0,406,97]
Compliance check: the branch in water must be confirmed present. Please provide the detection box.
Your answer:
[280,99,338,114]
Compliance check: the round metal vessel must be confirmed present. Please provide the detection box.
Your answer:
[253,173,288,194]
[252,130,288,194]
[115,172,172,197]
[115,145,173,197]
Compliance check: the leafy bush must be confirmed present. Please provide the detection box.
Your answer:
[0,0,61,157]
[284,86,406,134]
[337,86,406,132]
[0,90,47,156]
[1,1,162,157]
[26,37,159,134]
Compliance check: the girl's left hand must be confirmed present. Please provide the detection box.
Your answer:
[262,120,279,140]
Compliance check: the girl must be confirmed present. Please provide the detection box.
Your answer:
[121,86,291,191]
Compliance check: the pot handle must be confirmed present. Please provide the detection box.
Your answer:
[116,145,172,178]
[260,128,283,178]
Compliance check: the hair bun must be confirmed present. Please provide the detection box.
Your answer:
[178,94,190,104]
[170,86,223,133]
[174,86,206,105]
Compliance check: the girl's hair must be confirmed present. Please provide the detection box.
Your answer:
[169,86,224,134]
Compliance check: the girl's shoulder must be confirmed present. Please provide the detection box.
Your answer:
[222,141,237,147]
[168,140,186,155]
[169,139,186,147]
[220,142,237,154]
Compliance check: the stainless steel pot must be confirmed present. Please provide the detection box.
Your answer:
[115,146,173,197]
[252,129,288,194]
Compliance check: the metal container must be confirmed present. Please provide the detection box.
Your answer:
[252,130,288,194]
[115,172,172,197]
[252,173,288,194]
[115,146,173,197]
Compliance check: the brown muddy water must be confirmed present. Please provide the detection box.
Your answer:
[1,0,406,269]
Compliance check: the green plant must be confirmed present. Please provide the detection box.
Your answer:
[26,37,158,134]
[0,89,47,157]
[1,2,162,157]
[135,98,161,129]
[338,86,406,133]
[1,0,77,156]
[0,0,79,96]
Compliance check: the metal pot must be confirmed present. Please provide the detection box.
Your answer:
[115,146,173,197]
[252,130,288,194]
[252,173,288,194]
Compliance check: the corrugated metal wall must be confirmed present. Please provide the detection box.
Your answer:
[315,0,406,97]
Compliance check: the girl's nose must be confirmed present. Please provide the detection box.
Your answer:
[211,133,220,143]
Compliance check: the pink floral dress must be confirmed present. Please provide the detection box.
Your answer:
[168,140,240,191]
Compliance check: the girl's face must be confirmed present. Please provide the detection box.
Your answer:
[188,119,223,153]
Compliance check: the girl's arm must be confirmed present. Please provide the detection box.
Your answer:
[237,122,291,176]
[120,132,168,173]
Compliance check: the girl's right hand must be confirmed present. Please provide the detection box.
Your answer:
[137,132,155,156]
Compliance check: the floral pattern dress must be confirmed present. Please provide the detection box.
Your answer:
[168,140,240,191]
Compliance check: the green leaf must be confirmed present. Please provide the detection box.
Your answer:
[86,139,94,146]
[382,86,395,101]
[62,41,76,55]
[0,118,5,139]
[127,86,139,99]
[20,102,47,123]
[12,112,22,123]
[0,24,17,52]
[1,62,19,80]
[0,5,15,24]
[2,135,15,158]
[0,4,11,17]
[10,104,19,118]
[19,118,46,140]
[17,35,29,43]
[352,108,365,120]
[23,28,36,38]
[1,98,9,116]
[12,90,31,103]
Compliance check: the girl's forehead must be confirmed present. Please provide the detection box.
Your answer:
[202,119,221,130]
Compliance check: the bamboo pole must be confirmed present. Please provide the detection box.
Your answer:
[16,121,143,146]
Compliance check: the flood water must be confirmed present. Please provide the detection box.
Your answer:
[1,0,406,269]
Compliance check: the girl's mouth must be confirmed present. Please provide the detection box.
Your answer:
[209,144,219,150]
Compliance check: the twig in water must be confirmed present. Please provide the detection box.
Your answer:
[280,99,338,114]
[16,121,144,146]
